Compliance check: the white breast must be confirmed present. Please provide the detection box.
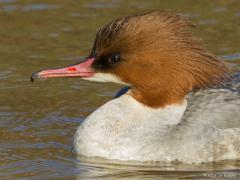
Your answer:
[74,94,187,160]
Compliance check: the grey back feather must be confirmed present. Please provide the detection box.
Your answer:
[182,72,240,129]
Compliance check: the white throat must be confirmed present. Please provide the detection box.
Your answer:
[84,72,130,85]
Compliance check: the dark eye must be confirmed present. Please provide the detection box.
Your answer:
[107,54,121,64]
[92,53,121,70]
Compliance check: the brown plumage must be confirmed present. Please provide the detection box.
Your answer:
[91,10,231,107]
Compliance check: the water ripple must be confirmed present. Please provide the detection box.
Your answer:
[0,0,15,3]
[220,53,240,61]
[0,3,60,12]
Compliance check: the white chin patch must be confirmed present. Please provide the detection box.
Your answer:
[83,73,130,85]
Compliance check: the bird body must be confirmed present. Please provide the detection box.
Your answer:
[32,11,240,163]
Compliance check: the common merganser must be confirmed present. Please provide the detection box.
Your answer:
[31,11,240,163]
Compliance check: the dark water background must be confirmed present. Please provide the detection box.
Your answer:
[0,0,240,179]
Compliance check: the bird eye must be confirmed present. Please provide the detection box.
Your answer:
[92,54,121,70]
[107,54,121,64]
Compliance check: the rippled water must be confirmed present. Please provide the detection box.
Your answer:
[0,0,240,179]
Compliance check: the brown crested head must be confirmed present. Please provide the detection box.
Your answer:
[32,10,231,108]
[89,10,230,107]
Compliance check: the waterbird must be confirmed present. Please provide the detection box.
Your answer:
[31,11,240,163]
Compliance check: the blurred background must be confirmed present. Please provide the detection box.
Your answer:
[0,0,240,179]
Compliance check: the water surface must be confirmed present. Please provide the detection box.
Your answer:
[0,0,240,179]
